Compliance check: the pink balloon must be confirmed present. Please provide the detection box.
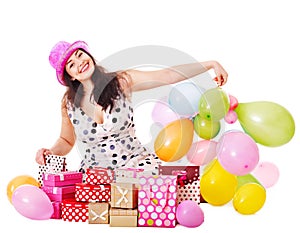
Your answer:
[152,99,179,126]
[252,161,280,188]
[176,200,204,228]
[186,140,217,165]
[224,109,238,124]
[229,94,239,110]
[12,185,53,220]
[217,131,259,176]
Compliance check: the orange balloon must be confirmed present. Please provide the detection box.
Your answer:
[154,118,194,162]
[7,175,40,203]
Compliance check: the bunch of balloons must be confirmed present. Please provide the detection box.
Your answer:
[152,81,295,215]
[7,175,53,220]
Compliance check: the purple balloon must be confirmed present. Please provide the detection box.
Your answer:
[217,130,259,176]
[12,185,53,220]
[176,200,204,228]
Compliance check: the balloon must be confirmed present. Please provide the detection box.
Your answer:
[198,87,230,122]
[200,159,238,206]
[154,118,194,162]
[152,98,179,126]
[217,130,259,176]
[193,114,221,139]
[12,185,53,220]
[7,175,40,203]
[224,109,238,124]
[252,161,280,188]
[176,200,204,228]
[235,101,295,147]
[237,173,262,189]
[228,94,239,110]
[233,183,266,215]
[186,140,218,166]
[168,82,205,117]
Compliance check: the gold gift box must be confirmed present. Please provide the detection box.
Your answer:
[88,202,109,224]
[110,183,138,209]
[109,208,138,227]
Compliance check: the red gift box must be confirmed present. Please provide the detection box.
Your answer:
[85,167,115,185]
[158,165,200,185]
[75,183,111,202]
[42,185,75,202]
[43,171,83,187]
[61,199,89,222]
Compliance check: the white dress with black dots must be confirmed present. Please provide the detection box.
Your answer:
[67,95,161,175]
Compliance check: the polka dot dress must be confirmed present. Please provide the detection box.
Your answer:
[67,95,161,176]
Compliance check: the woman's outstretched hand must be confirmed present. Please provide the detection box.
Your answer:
[212,61,228,86]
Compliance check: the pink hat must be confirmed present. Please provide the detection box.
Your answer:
[49,40,89,85]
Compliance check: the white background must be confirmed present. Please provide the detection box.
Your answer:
[1,0,299,232]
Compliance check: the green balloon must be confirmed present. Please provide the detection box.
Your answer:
[237,174,263,190]
[198,87,230,121]
[193,114,221,139]
[235,101,295,147]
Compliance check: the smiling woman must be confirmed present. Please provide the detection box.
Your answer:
[35,40,228,178]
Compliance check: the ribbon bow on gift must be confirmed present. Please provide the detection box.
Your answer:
[90,209,108,221]
[116,186,129,205]
[172,170,187,187]
[125,167,144,178]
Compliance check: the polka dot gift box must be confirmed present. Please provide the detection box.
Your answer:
[137,175,178,228]
[61,199,89,222]
[37,154,68,186]
[85,166,115,185]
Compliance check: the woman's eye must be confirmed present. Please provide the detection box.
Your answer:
[78,52,82,57]
[69,63,74,68]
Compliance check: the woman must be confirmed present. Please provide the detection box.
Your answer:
[35,40,228,175]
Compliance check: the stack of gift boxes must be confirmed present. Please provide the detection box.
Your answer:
[38,161,203,228]
[42,171,83,219]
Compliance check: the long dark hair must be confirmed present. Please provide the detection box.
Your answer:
[63,49,128,113]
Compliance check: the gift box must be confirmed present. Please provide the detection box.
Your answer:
[42,171,83,187]
[115,167,144,184]
[158,165,204,204]
[51,201,61,219]
[177,180,202,205]
[109,208,138,227]
[85,167,115,185]
[158,165,200,185]
[42,185,75,202]
[61,199,89,222]
[75,183,111,202]
[138,175,178,228]
[88,202,109,224]
[110,183,138,209]
[37,154,67,186]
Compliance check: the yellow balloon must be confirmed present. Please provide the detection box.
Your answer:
[7,175,40,203]
[200,159,238,206]
[154,118,194,162]
[233,183,266,215]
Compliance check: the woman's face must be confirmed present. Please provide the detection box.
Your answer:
[65,49,95,83]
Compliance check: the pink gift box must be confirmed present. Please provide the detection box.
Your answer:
[51,201,61,219]
[61,199,89,222]
[42,171,83,187]
[85,167,115,185]
[75,183,111,202]
[42,185,75,202]
[138,175,178,228]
